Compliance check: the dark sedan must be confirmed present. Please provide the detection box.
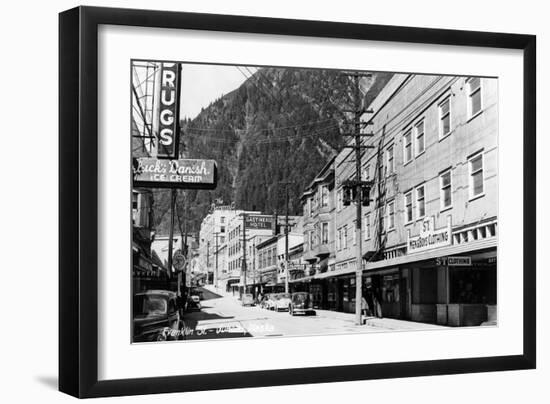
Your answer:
[289,292,316,316]
[133,290,184,342]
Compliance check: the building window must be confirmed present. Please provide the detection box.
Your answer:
[388,201,395,229]
[362,164,370,180]
[469,152,484,198]
[415,120,425,155]
[467,77,482,118]
[440,169,452,210]
[416,184,426,219]
[337,228,342,251]
[439,97,451,138]
[309,231,314,249]
[404,191,413,223]
[322,222,329,244]
[343,225,348,249]
[308,198,313,217]
[352,222,357,245]
[220,226,225,233]
[220,216,225,223]
[321,185,329,207]
[403,129,413,164]
[336,188,343,211]
[364,214,371,240]
[386,145,395,175]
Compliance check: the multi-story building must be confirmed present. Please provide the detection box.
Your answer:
[296,157,338,308]
[295,73,498,326]
[197,205,241,284]
[225,212,302,294]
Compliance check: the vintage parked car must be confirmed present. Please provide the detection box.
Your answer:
[186,294,202,311]
[263,294,278,310]
[272,293,292,311]
[241,293,255,306]
[289,292,316,316]
[259,294,273,309]
[133,290,184,342]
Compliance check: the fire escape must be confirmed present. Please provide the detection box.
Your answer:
[131,61,159,158]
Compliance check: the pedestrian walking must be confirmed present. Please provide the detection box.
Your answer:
[361,295,370,318]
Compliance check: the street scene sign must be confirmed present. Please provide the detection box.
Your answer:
[244,215,274,230]
[133,158,217,189]
[157,62,181,159]
[407,217,452,254]
[436,256,472,266]
[173,250,186,271]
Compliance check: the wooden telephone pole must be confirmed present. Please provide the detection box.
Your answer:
[342,71,375,325]
[241,213,247,297]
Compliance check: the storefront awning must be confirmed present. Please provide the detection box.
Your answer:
[313,237,497,280]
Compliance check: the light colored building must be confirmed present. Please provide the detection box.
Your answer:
[295,73,498,326]
[225,212,302,294]
[197,205,242,284]
[151,233,196,269]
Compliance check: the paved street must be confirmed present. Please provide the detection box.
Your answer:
[181,286,443,340]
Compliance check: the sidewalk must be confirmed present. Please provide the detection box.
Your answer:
[315,308,447,330]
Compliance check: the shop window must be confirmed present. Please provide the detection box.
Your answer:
[450,267,496,304]
[382,274,400,303]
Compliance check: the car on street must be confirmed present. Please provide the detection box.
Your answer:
[259,294,273,309]
[133,290,184,342]
[241,293,255,306]
[289,292,316,316]
[186,294,202,311]
[262,294,278,310]
[272,293,291,311]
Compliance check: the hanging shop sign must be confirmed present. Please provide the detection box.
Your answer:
[157,62,181,159]
[133,157,217,189]
[407,217,452,254]
[435,256,472,266]
[244,215,274,230]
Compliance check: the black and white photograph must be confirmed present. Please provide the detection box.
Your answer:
[131,60,498,343]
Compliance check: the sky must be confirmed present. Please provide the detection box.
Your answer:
[179,63,252,120]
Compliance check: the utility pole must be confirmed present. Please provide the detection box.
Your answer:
[278,182,292,293]
[241,213,247,297]
[341,71,374,326]
[214,232,219,290]
[167,189,177,279]
[284,185,290,294]
[353,74,363,326]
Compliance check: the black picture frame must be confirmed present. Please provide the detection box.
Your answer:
[59,6,536,399]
